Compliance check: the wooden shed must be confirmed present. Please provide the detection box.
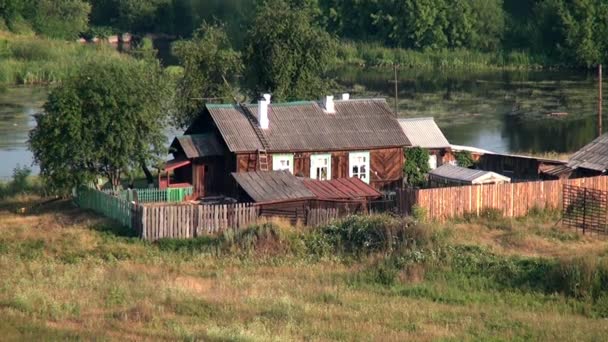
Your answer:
[429,164,511,187]
[231,171,380,223]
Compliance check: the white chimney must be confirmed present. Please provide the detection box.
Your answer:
[323,95,335,113]
[342,93,350,100]
[258,93,271,129]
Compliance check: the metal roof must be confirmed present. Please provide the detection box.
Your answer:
[207,99,410,153]
[231,171,315,203]
[172,133,226,159]
[540,164,573,177]
[429,164,511,184]
[567,133,608,172]
[302,177,382,200]
[398,117,450,149]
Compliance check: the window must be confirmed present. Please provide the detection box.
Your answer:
[349,151,370,183]
[428,154,437,170]
[272,154,294,174]
[310,154,331,180]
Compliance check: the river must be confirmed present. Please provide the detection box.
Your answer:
[0,68,606,178]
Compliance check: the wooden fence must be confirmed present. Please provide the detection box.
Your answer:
[104,187,193,203]
[136,203,259,240]
[397,176,608,222]
[306,208,340,227]
[75,187,134,228]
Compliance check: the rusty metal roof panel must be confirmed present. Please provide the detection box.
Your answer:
[231,171,315,203]
[398,117,450,149]
[567,133,608,171]
[207,99,410,153]
[173,133,226,159]
[302,177,382,200]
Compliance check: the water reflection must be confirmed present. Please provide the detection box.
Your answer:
[336,67,606,154]
[1,67,606,178]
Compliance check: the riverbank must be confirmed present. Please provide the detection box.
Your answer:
[1,195,608,340]
[0,31,128,86]
[336,41,563,70]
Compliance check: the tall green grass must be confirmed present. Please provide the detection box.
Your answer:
[336,41,561,70]
[0,33,128,85]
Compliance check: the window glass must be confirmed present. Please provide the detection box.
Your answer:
[272,154,294,174]
[349,151,370,183]
[310,154,331,180]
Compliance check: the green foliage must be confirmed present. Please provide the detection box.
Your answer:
[0,0,90,39]
[320,215,430,256]
[321,0,504,51]
[172,23,243,129]
[454,150,474,168]
[30,0,91,40]
[0,165,45,199]
[29,58,171,194]
[243,0,337,101]
[403,147,431,187]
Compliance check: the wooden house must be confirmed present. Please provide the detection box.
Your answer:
[397,117,452,169]
[162,95,410,198]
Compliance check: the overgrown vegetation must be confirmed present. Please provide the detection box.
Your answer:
[1,196,608,340]
[403,147,431,187]
[0,32,126,85]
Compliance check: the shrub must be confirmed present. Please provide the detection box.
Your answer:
[454,151,474,168]
[320,215,429,256]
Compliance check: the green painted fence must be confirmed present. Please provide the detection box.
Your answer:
[75,187,134,228]
[104,187,193,203]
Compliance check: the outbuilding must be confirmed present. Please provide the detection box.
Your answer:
[428,164,511,187]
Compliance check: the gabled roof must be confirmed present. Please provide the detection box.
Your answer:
[302,177,382,200]
[207,98,410,153]
[429,164,511,184]
[398,117,450,149]
[171,133,225,159]
[231,171,315,203]
[567,133,608,172]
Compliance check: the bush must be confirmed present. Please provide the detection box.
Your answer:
[320,215,429,256]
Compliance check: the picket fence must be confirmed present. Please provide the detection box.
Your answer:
[136,203,259,240]
[397,176,608,222]
[306,208,340,227]
[104,187,193,203]
[75,187,134,228]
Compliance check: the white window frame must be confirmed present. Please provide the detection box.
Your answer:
[349,151,370,184]
[272,153,294,174]
[310,154,331,180]
[429,154,438,170]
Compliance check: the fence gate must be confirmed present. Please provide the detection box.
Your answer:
[563,185,608,235]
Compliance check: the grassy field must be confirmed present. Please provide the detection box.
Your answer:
[1,196,608,341]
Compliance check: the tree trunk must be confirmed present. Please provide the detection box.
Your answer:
[141,162,155,187]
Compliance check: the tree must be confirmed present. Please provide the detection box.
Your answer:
[172,23,243,129]
[553,0,608,67]
[243,0,337,101]
[403,147,430,187]
[454,150,475,168]
[30,0,91,39]
[29,58,171,194]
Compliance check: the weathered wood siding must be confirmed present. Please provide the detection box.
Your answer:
[477,154,564,181]
[370,147,404,190]
[397,176,608,222]
[138,203,259,240]
[235,147,404,190]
